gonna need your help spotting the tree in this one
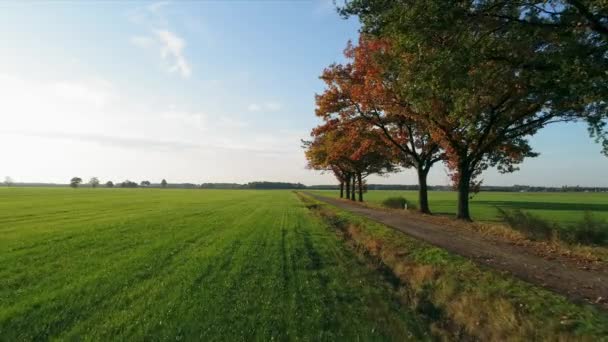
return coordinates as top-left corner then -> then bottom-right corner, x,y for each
120,180 -> 138,188
302,137 -> 349,198
140,180 -> 151,187
305,118 -> 396,202
316,37 -> 443,213
105,181 -> 114,188
4,176 -> 13,187
341,0 -> 607,220
70,177 -> 82,188
161,179 -> 168,188
89,177 -> 100,188
468,0 -> 608,156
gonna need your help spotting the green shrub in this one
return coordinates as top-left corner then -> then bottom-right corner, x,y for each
566,212 -> 608,246
497,208 -> 559,241
498,208 -> 608,246
382,197 -> 408,209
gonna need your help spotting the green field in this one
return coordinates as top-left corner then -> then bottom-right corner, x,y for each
1,188 -> 430,340
311,190 -> 608,224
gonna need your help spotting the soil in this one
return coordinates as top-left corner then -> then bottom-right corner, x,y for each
305,192 -> 608,310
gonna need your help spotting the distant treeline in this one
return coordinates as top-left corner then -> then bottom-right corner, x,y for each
4,182 -> 608,192
309,184 -> 608,192
200,182 -> 307,189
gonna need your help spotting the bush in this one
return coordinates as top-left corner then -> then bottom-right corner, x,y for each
382,197 -> 408,209
567,212 -> 608,246
497,208 -> 559,241
498,208 -> 608,246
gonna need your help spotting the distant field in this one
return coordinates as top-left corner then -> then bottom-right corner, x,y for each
310,190 -> 608,224
0,188 -> 428,340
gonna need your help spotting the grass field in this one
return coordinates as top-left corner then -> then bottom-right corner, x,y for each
311,190 -> 608,224
3,187 -> 607,340
1,188 -> 431,340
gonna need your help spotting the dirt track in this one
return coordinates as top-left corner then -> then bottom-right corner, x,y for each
305,192 -> 608,309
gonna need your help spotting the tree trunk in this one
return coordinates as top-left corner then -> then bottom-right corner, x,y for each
345,176 -> 351,200
339,181 -> 344,198
357,172 -> 363,202
351,178 -> 356,201
456,168 -> 472,221
417,167 -> 431,214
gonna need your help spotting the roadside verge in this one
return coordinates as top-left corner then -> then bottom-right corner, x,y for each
296,192 -> 608,340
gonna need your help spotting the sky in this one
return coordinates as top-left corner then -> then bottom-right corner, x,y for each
0,1 -> 606,187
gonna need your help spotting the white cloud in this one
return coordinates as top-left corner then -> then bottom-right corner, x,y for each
129,3 -> 192,78
155,29 -> 191,78
0,73 -> 338,184
247,101 -> 282,112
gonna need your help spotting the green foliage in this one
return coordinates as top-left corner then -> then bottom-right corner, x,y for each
69,177 -> 82,188
381,196 -> 417,210
498,208 -> 608,246
89,177 -> 100,188
497,207 -> 559,241
381,196 -> 406,209
339,0 -> 608,220
568,212 -> 608,246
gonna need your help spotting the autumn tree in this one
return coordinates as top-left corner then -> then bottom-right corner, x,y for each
316,37 -> 443,213
302,138 -> 350,198
306,118 -> 396,202
341,0 -> 608,220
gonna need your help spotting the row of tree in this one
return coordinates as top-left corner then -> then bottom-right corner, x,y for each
304,0 -> 607,220
69,177 -> 168,188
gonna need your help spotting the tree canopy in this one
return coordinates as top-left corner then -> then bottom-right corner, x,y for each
315,36 -> 443,212
337,0 -> 608,219
70,177 -> 82,188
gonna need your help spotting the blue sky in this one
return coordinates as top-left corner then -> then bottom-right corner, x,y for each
0,1 -> 606,186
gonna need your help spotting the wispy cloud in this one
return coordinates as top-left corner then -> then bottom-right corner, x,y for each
129,2 -> 192,78
247,101 -> 282,112
1,129 -> 292,155
155,29 -> 191,78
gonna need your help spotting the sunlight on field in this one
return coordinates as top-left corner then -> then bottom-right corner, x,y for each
0,188 -> 426,340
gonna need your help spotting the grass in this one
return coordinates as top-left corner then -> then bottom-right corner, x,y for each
1,187 -> 430,340
298,193 -> 608,340
310,190 -> 608,224
3,187 -> 608,340
498,208 -> 608,246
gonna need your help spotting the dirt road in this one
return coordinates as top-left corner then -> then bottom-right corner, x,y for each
305,192 -> 608,309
